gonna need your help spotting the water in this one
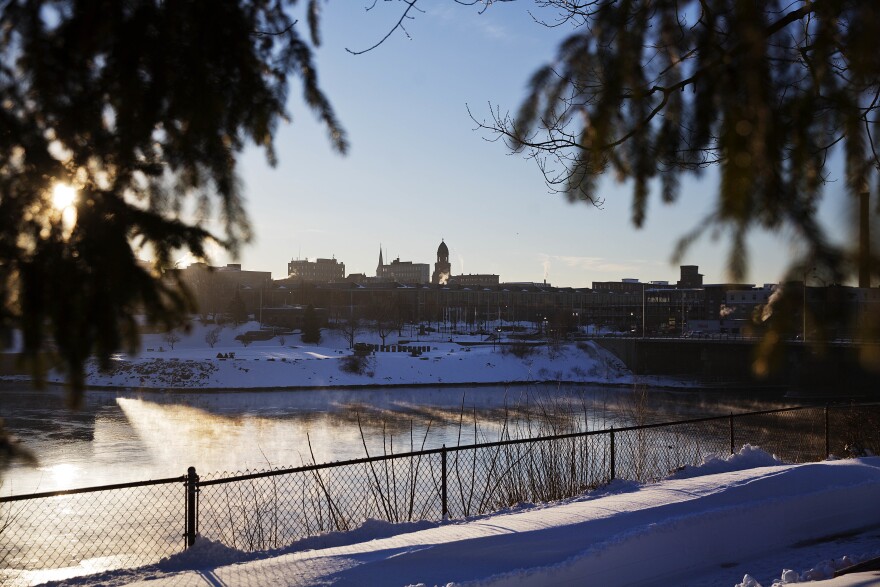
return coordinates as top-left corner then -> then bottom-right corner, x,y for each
1,383 -> 793,496
1,383 -> 797,585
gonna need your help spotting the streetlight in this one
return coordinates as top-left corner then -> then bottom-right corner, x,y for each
803,278 -> 807,342
803,267 -> 815,342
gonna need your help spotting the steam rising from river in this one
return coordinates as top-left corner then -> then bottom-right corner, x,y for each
1,386 -> 793,496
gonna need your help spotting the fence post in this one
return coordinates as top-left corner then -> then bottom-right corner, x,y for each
185,466 -> 199,548
441,445 -> 448,520
609,427 -> 615,480
824,405 -> 830,458
729,413 -> 735,455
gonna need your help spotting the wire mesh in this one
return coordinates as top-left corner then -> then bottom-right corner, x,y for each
828,404 -> 880,458
445,434 -> 611,517
614,419 -> 731,482
197,453 -> 444,552
4,403 -> 880,582
0,479 -> 184,587
733,407 -> 826,463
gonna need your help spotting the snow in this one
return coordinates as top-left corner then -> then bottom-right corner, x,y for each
37,450 -> 880,587
9,323 -> 880,586
666,443 -> 785,479
24,320 -> 641,390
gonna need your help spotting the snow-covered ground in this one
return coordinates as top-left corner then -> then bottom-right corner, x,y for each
10,322 -> 880,586
31,321 -> 638,390
35,448 -> 880,587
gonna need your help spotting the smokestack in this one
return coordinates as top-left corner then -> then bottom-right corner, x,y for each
859,187 -> 870,288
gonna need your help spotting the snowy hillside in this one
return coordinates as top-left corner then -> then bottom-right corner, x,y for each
39,321 -> 634,389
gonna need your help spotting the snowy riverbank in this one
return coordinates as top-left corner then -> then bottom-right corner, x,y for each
30,321 -> 640,390
11,323 -> 879,587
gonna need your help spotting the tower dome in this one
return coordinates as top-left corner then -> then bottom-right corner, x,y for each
432,239 -> 451,285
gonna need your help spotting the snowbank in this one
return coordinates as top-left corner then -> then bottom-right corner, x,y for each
666,443 -> 785,479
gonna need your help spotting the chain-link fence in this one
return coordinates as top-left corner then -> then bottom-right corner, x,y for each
0,477 -> 184,587
3,404 -> 880,586
196,451 -> 445,552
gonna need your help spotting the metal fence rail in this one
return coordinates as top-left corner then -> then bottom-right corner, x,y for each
3,404 -> 879,586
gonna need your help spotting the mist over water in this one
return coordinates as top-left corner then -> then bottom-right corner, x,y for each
1,383 -> 792,496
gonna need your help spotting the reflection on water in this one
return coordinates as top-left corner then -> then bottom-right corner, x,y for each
37,463 -> 84,488
1,383 -> 794,496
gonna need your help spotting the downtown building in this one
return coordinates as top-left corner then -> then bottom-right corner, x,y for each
246,241 -> 876,339
287,257 -> 345,283
376,247 -> 430,284
244,261 -> 877,341
174,262 -> 272,318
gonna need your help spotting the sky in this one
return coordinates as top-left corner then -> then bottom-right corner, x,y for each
210,1 -> 854,287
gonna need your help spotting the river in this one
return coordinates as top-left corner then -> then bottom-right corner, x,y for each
1,382 -> 795,497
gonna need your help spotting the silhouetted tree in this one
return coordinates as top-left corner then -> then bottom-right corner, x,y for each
367,299 -> 397,346
0,1 -> 346,402
0,421 -> 36,470
162,330 -> 181,351
365,1 -> 880,350
471,1 -> 879,288
227,291 -> 248,326
205,327 -> 222,349
338,313 -> 362,350
301,304 -> 321,344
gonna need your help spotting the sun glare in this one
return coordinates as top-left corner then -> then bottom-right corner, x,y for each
51,183 -> 77,210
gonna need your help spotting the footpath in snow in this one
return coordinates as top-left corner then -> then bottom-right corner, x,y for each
45,450 -> 880,587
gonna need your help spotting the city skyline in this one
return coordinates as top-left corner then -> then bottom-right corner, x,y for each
278,242 -> 722,287
193,2 -> 853,288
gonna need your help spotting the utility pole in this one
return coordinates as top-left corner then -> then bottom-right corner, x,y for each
259,280 -> 264,327
803,270 -> 809,342
859,186 -> 870,288
642,283 -> 646,337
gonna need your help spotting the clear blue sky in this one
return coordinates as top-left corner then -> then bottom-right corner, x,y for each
210,1 -> 852,287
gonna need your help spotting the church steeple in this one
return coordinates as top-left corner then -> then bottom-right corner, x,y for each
377,244 -> 384,277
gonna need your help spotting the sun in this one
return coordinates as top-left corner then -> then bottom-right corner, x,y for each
51,183 -> 77,210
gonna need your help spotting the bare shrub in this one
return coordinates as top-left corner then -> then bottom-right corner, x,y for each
339,354 -> 373,375
502,341 -> 536,359
830,404 -> 880,457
